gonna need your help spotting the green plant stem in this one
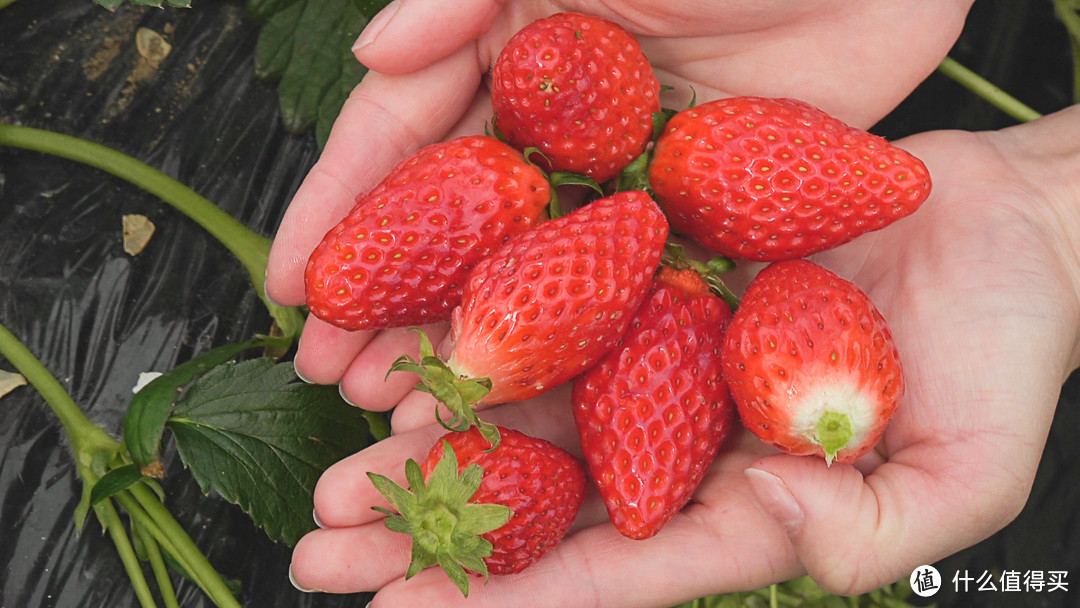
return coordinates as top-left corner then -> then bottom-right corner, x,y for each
0,320 -> 236,608
0,0 -> 19,9
112,491 -> 210,596
1052,0 -> 1080,103
135,518 -> 181,608
936,56 -> 1043,123
0,124 -> 305,340
96,501 -> 160,608
0,322 -> 118,471
128,483 -> 242,608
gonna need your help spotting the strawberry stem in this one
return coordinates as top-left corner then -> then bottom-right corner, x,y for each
815,411 -> 853,467
388,330 -> 502,447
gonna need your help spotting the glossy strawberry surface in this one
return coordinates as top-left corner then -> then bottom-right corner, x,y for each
447,190 -> 668,405
649,96 -> 931,261
572,267 -> 736,539
491,12 -> 661,183
305,135 -> 550,331
721,260 -> 904,464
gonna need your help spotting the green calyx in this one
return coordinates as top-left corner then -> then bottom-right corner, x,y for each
661,242 -> 741,310
815,410 -> 854,467
613,145 -> 653,194
388,329 -> 501,448
368,442 -> 513,597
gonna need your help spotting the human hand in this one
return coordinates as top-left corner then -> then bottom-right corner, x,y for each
288,103 -> 1080,606
263,0 -> 975,410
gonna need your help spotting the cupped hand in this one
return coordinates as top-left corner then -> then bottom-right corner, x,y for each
264,0 -> 974,409
289,103 -> 1080,605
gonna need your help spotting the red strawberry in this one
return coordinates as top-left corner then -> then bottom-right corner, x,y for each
391,190 -> 668,445
648,96 -> 932,261
572,265 -> 736,539
305,135 -> 550,331
721,259 -> 903,465
368,426 -> 586,596
491,12 -> 661,184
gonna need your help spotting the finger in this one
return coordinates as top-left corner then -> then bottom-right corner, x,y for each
744,437 -> 1037,596
352,0 -> 510,74
291,524 -> 412,594
340,322 -> 451,411
293,316 -> 376,385
314,425 -> 450,530
387,380 -> 577,441
265,44 -> 486,306
366,475 -> 801,607
313,395 -> 583,529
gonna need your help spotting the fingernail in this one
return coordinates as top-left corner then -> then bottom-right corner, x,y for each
313,508 -> 326,529
338,382 -> 358,407
294,364 -> 314,384
289,563 -> 321,593
745,467 -> 804,536
352,0 -> 400,54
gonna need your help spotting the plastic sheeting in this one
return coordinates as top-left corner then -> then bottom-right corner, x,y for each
0,1 -> 1077,608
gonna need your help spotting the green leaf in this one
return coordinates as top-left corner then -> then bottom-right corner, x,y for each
89,464 -> 146,507
92,0 -> 191,9
168,359 -> 374,546
123,337 -> 270,478
246,0 -> 300,20
251,0 -> 391,146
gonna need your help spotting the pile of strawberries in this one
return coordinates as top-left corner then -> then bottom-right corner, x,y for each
304,12 -> 931,596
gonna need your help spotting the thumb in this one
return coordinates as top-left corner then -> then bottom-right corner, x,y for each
352,0 -> 509,73
744,453 -> 968,596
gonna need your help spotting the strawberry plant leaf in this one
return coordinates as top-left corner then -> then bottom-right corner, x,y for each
168,358 -> 374,546
123,337 -> 272,478
93,0 -> 193,8
89,464 -> 145,507
250,0 -> 391,146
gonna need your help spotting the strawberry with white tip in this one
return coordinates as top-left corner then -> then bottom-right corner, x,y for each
721,259 -> 903,465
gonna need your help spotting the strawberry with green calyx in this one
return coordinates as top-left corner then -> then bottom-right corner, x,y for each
391,190 -> 669,447
661,242 -> 740,311
491,12 -> 661,184
368,426 -> 587,596
648,96 -> 932,262
572,265 -> 736,539
305,135 -> 551,332
721,259 -> 903,465
390,330 -> 500,447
